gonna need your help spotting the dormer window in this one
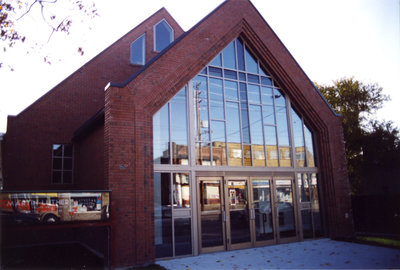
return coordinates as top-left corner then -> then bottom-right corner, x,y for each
130,33 -> 146,65
154,19 -> 173,52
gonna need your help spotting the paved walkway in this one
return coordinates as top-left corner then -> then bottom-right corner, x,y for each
158,238 -> 400,269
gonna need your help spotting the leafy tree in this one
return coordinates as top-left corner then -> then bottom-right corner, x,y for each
0,0 -> 98,69
317,78 -> 391,194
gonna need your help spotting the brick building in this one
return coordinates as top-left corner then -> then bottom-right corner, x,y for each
3,0 -> 353,268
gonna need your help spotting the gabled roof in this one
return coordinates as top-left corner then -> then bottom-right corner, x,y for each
107,0 -> 338,129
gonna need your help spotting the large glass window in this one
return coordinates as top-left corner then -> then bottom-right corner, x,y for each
154,172 -> 192,258
154,19 -> 173,52
130,34 -> 145,65
52,144 -> 73,184
153,88 -> 188,165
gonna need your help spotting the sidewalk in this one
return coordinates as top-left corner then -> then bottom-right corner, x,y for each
158,238 -> 400,269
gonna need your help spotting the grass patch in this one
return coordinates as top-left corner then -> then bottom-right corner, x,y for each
356,236 -> 400,248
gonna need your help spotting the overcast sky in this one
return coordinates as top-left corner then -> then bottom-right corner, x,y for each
0,0 -> 399,133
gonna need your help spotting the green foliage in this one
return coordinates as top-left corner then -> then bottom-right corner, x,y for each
317,78 -> 399,195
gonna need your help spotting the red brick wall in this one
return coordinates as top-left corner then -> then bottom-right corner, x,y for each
105,0 -> 353,267
3,8 -> 183,191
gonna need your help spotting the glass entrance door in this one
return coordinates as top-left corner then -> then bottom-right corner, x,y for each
198,177 -> 252,253
198,176 -> 297,253
251,177 -> 298,246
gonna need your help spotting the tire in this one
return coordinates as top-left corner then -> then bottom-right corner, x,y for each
43,214 -> 59,223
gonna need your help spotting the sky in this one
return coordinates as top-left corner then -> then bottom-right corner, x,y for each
0,0 -> 399,133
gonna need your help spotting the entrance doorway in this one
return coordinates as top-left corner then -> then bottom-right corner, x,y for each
197,177 -> 298,253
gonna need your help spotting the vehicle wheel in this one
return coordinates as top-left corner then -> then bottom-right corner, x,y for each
43,214 -> 59,223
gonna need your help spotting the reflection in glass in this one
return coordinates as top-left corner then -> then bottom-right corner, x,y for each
301,209 -> 313,238
276,106 -> 291,167
210,54 -> 222,66
154,173 -> 173,258
275,180 -> 296,238
243,145 -> 252,166
196,142 -> 211,166
304,125 -> 315,167
225,80 -> 238,101
264,125 -> 278,167
292,109 -> 305,167
261,86 -> 274,105
201,214 -> 223,248
211,121 -> 227,166
173,173 -> 190,208
200,180 -> 224,248
247,84 -> 261,104
193,75 -> 209,142
171,88 -> 188,165
174,218 -> 192,256
236,39 -> 245,71
153,104 -> 169,164
249,105 -> 265,166
228,180 -> 250,244
210,78 -> 224,120
298,173 -> 310,202
252,180 -> 274,241
130,34 -> 145,65
245,49 -> 258,74
222,41 -> 236,69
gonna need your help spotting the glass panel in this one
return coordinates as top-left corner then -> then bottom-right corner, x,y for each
249,105 -> 265,167
236,39 -> 245,71
252,180 -> 274,241
52,171 -> 62,183
154,173 -> 172,258
247,84 -> 261,104
193,75 -> 210,141
53,158 -> 62,170
274,89 -> 286,107
228,143 -> 242,166
53,144 -> 63,157
171,88 -> 188,165
196,142 -> 211,166
238,72 -> 246,81
63,158 -> 73,170
209,66 -> 223,77
200,180 -> 223,248
261,76 -> 273,86
226,102 -> 241,143
311,174 -> 322,237
304,125 -> 315,167
222,41 -> 236,69
211,121 -> 227,166
130,34 -> 145,65
301,209 -> 313,238
153,104 -> 170,164
261,86 -> 274,105
63,171 -> 72,184
264,126 -> 278,167
64,144 -> 73,157
210,54 -> 222,66
263,105 -> 275,125
276,106 -> 291,167
245,49 -> 258,74
173,173 -> 190,208
292,109 -> 305,167
249,105 -> 263,145
243,145 -> 252,166
247,74 -> 259,84
201,214 -> 223,248
275,179 -> 296,238
224,69 -> 237,80
240,83 -> 250,144
224,80 -> 238,101
174,218 -> 192,256
209,78 -> 224,120
155,20 -> 172,52
298,173 -> 310,202
228,180 -> 250,244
